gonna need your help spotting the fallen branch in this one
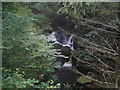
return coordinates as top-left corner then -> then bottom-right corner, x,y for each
86,48 -> 115,71
72,53 -> 115,74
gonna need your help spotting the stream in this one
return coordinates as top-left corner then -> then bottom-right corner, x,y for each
48,31 -> 80,87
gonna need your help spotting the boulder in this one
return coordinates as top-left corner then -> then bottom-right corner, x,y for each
53,42 -> 63,49
61,45 -> 71,56
55,67 -> 79,86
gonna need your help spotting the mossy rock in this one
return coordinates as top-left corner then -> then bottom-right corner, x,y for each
77,76 -> 92,84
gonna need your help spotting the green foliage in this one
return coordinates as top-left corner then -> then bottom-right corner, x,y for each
2,12 -> 34,69
35,80 -> 60,88
2,68 -> 39,88
58,2 -> 118,18
57,2 -> 118,31
2,2 -> 60,88
28,3 -> 58,34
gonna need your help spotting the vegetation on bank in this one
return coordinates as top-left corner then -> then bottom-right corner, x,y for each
2,2 -> 119,88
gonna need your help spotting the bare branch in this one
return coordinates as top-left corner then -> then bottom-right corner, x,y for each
79,17 -> 119,31
86,48 -> 115,71
96,33 -> 115,51
58,26 -> 118,57
81,23 -> 119,35
72,53 -> 115,74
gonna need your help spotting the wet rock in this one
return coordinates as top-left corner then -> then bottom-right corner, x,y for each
55,67 -> 78,85
61,45 -> 71,56
53,42 -> 63,49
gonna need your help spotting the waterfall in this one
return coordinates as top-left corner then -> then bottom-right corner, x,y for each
48,31 -> 75,50
67,34 -> 74,50
62,35 -> 67,45
51,32 -> 78,86
62,34 -> 74,50
63,56 -> 72,67
47,32 -> 57,42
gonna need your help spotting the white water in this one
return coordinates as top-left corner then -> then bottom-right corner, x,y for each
47,32 -> 57,42
48,31 -> 74,50
63,56 -> 72,67
62,34 -> 74,50
48,32 -> 74,68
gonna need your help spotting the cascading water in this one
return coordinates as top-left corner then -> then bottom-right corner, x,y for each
47,32 -> 57,42
48,31 -> 74,50
63,56 -> 72,67
63,34 -> 74,50
48,31 -> 79,87
62,34 -> 67,45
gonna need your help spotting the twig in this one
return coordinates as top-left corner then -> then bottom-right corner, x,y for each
72,54 -> 115,74
81,23 -> 119,35
79,17 -> 119,31
96,33 -> 115,52
102,71 -> 109,88
86,48 -> 115,71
